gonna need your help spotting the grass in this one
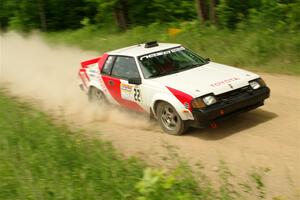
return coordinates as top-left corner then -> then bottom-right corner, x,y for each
44,22 -> 300,75
0,91 -> 218,199
0,90 -> 277,199
0,91 -> 143,199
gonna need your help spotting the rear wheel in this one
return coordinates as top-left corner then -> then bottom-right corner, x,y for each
88,87 -> 105,105
156,102 -> 187,135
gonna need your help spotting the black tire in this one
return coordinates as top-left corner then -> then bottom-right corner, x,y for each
88,87 -> 105,105
156,102 -> 187,135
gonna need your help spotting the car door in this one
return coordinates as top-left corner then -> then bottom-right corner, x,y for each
101,56 -> 145,112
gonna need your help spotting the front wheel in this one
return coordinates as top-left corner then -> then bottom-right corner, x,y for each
156,102 -> 187,135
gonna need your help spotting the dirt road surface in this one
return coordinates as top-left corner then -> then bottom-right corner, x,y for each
1,33 -> 299,199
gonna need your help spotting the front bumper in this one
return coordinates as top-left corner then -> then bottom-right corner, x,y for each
188,86 -> 270,128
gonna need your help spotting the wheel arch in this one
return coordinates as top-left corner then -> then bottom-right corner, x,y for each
153,100 -> 166,118
151,93 -> 193,120
88,80 -> 104,93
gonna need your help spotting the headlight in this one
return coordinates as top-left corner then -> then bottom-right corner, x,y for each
249,78 -> 266,90
191,94 -> 217,109
202,95 -> 217,106
249,81 -> 260,89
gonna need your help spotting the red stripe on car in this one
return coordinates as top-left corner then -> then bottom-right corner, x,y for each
102,75 -> 145,112
167,87 -> 193,111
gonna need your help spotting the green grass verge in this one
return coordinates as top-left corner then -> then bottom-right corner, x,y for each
0,92 -> 141,199
0,91 -> 274,200
44,22 -> 300,75
0,90 -> 279,199
0,91 -> 220,199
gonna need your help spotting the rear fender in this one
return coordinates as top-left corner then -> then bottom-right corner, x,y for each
88,80 -> 103,92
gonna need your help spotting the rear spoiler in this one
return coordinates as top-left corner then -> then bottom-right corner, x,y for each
79,57 -> 101,90
80,57 -> 102,68
80,54 -> 109,70
78,54 -> 109,90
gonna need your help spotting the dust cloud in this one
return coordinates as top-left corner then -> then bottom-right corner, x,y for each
0,32 -> 152,130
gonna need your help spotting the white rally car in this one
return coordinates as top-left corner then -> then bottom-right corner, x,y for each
78,41 -> 270,135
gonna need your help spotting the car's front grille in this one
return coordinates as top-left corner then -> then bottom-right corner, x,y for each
216,85 -> 252,102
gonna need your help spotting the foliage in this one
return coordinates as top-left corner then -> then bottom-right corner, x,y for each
0,0 -> 197,31
0,0 -> 98,31
216,0 -> 300,31
0,90 -> 289,199
0,91 -> 144,199
127,0 -> 196,25
1,0 -> 299,32
135,167 -> 198,200
44,22 -> 300,75
216,0 -> 258,29
0,91 -> 246,200
2,0 -> 298,75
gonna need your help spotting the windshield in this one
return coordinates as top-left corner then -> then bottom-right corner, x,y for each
138,47 -> 208,79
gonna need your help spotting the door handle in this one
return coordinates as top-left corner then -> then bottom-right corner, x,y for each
108,80 -> 114,86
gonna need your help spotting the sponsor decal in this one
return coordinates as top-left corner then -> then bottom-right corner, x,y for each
184,102 -> 189,109
89,69 -> 97,73
210,77 -> 240,87
140,47 -> 185,60
89,73 -> 96,78
120,83 -> 141,102
120,83 -> 133,92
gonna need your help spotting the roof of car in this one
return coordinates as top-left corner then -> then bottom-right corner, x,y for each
107,42 -> 181,57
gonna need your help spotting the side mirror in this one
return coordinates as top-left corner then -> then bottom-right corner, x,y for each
128,77 -> 142,85
205,58 -> 210,62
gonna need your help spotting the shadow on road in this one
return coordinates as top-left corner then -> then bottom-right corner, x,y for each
185,109 -> 278,140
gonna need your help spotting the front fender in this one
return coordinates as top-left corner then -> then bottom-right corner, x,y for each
151,93 -> 194,121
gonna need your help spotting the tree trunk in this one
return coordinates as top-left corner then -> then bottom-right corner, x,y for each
114,0 -> 128,31
37,0 -> 47,32
195,0 -> 209,22
209,0 -> 217,23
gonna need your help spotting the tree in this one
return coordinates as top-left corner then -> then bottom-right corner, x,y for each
195,0 -> 217,24
114,0 -> 128,30
209,0 -> 217,23
195,0 -> 209,23
37,0 -> 47,31
89,0 -> 129,30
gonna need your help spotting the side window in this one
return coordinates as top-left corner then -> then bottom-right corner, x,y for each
102,56 -> 115,75
111,56 -> 140,80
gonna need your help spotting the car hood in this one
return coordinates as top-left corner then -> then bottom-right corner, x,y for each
151,62 -> 259,97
